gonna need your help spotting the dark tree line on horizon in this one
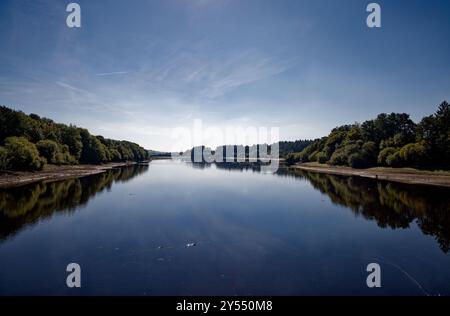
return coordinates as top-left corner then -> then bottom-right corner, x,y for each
287,101 -> 450,170
0,106 -> 149,171
182,140 -> 313,162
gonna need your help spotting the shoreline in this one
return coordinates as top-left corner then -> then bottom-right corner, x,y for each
0,162 -> 139,189
294,163 -> 450,188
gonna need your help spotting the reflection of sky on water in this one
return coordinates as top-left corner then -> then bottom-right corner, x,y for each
0,160 -> 449,295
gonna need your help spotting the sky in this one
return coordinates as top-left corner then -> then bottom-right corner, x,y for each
0,0 -> 449,151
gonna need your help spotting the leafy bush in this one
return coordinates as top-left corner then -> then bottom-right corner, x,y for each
317,152 -> 328,164
37,140 -> 77,165
37,140 -> 59,164
348,153 -> 366,169
398,142 -> 428,167
386,151 -> 402,167
56,145 -> 78,165
4,137 -> 46,171
109,148 -> 122,162
360,141 -> 378,167
308,150 -> 320,162
0,146 -> 7,170
378,147 -> 397,166
329,148 -> 347,166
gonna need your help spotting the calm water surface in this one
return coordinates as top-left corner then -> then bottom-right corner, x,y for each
1,160 -> 450,295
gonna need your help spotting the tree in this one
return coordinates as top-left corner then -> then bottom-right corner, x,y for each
288,101 -> 449,170
329,147 -> 347,166
378,147 -> 397,166
0,146 -> 7,170
36,140 -> 60,164
278,140 -> 313,157
109,148 -> 122,162
317,152 -> 328,164
417,101 -> 450,167
36,140 -> 77,165
348,153 -> 366,169
360,141 -> 378,167
0,105 -> 149,169
79,130 -> 108,164
56,144 -> 78,165
398,142 -> 428,167
61,125 -> 83,160
4,137 -> 46,171
386,151 -> 402,167
361,113 -> 415,144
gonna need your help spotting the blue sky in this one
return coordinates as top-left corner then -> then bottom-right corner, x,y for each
0,0 -> 449,151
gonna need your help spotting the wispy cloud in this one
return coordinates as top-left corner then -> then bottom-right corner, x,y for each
137,48 -> 299,100
96,71 -> 129,77
198,54 -> 299,98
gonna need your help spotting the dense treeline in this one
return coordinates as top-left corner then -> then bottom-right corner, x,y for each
278,140 -> 313,157
183,139 -> 313,162
0,106 -> 149,171
287,101 -> 450,169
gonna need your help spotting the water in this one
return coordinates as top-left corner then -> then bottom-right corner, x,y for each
0,160 -> 450,296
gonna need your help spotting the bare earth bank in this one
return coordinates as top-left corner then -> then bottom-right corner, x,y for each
0,162 -> 139,189
294,162 -> 450,188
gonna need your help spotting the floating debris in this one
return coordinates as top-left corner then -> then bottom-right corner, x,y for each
186,243 -> 197,247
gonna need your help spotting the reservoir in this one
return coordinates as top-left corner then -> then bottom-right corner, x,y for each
0,159 -> 449,295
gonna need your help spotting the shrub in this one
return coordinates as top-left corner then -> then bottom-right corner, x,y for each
361,141 -> 378,167
378,147 -> 397,166
109,148 -> 123,162
386,151 -> 402,167
37,140 -> 60,164
80,134 -> 108,164
308,150 -> 320,162
55,145 -> 78,165
37,140 -> 77,165
0,146 -> 7,170
348,153 -> 366,169
4,137 -> 46,171
398,142 -> 428,167
316,152 -> 328,164
329,148 -> 347,166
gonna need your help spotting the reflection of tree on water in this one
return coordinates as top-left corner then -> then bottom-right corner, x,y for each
191,161 -> 268,172
279,167 -> 450,253
192,161 -> 450,253
3,160 -> 450,255
0,164 -> 148,242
